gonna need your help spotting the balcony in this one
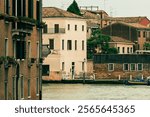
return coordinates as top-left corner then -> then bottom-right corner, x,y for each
43,28 -> 65,34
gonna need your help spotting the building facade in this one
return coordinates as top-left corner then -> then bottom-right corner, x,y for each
42,7 -> 87,80
0,0 -> 42,100
94,54 -> 150,79
109,36 -> 134,54
102,22 -> 150,50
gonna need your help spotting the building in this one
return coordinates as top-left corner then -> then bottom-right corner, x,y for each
109,36 -> 134,54
94,54 -> 150,79
42,7 -> 87,80
0,0 -> 42,100
101,22 -> 150,50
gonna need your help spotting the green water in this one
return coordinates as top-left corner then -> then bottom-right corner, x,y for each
42,84 -> 150,100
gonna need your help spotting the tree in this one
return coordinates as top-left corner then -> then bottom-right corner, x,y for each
87,29 -> 118,59
67,0 -> 81,16
144,43 -> 150,50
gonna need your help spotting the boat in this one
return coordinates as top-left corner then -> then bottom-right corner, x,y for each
125,79 -> 150,85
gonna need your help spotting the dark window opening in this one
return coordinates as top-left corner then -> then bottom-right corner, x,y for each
67,40 -> 72,50
75,25 -> 77,31
68,24 -> 70,30
28,0 -> 33,18
36,0 -> 40,21
42,65 -> 50,76
16,40 -> 26,59
12,0 -> 16,16
49,39 -> 54,49
5,0 -> 9,14
43,24 -> 47,33
54,24 -> 59,33
62,40 -> 64,50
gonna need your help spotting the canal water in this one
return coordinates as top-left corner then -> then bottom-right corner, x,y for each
42,84 -> 150,100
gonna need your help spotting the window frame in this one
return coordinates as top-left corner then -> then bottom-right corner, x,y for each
137,63 -> 143,71
130,63 -> 136,71
123,63 -> 129,71
108,63 -> 114,71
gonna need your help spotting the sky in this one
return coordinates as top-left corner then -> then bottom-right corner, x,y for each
43,0 -> 150,19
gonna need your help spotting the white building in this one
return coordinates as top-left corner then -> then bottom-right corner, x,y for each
42,7 -> 87,80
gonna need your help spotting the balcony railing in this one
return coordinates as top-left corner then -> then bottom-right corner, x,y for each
43,28 -> 65,34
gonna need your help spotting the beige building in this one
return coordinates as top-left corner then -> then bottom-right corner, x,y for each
0,0 -> 42,100
42,7 -> 87,80
109,36 -> 134,54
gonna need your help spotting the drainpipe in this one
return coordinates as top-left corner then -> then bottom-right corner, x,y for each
39,0 -> 42,100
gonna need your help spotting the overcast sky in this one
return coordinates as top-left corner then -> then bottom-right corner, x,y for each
43,0 -> 150,18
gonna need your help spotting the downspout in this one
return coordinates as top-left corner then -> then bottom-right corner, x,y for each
39,0 -> 42,100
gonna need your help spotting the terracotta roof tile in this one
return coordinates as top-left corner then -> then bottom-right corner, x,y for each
110,36 -> 134,43
42,7 -> 82,18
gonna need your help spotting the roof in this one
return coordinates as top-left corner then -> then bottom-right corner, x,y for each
110,36 -> 134,44
42,7 -> 82,18
81,9 -> 108,19
104,21 -> 150,30
107,16 -> 150,23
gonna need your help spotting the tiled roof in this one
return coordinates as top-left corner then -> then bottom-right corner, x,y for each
119,22 -> 150,29
107,16 -> 149,23
42,7 -> 82,18
110,36 -> 134,43
105,22 -> 150,29
81,10 -> 108,19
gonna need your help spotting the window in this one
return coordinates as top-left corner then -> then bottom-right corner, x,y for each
28,41 -> 31,58
122,47 -> 125,53
68,24 -> 70,30
130,47 -> 133,53
49,39 -> 54,49
42,65 -> 50,76
75,25 -> 77,31
20,76 -> 24,99
37,42 -> 39,58
36,0 -> 40,21
54,24 -> 59,33
36,78 -> 39,95
127,47 -> 130,53
130,64 -> 136,71
5,38 -> 8,56
67,40 -> 72,50
138,31 -> 141,37
108,64 -> 114,71
43,24 -> 48,33
82,62 -> 85,71
137,63 -> 143,71
123,64 -> 129,71
82,40 -> 85,50
62,40 -> 64,50
17,0 -> 26,17
82,25 -> 84,31
75,40 -> 77,50
5,0 -> 9,14
28,79 -> 31,98
16,40 -> 26,59
12,0 -> 16,16
143,31 -> 146,38
12,76 -> 16,100
62,62 -> 65,71
28,0 -> 33,18
118,47 -> 120,53
4,70 -> 8,100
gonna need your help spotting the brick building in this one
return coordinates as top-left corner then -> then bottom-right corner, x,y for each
94,54 -> 150,79
101,22 -> 150,50
0,0 -> 42,100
